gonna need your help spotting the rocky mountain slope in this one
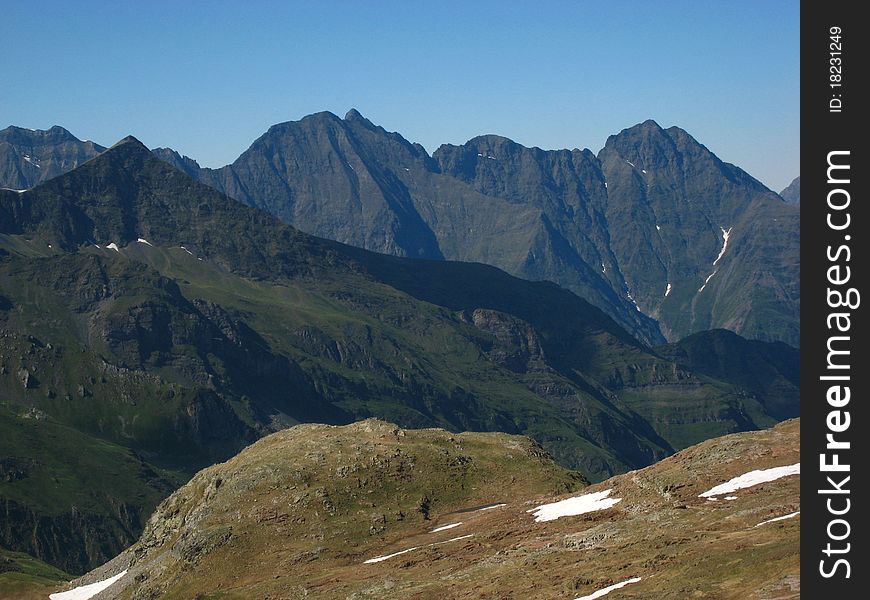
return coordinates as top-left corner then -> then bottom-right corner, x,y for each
190,113 -> 801,346
0,126 -> 105,191
779,176 -> 800,204
0,138 -> 798,575
0,116 -> 800,347
48,418 -> 800,599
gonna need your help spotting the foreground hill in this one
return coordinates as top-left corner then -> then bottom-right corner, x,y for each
49,418 -> 800,599
0,138 -> 798,574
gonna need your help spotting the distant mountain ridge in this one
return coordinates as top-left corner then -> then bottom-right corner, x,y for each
0,116 -> 800,346
0,137 -> 798,573
0,125 -> 105,190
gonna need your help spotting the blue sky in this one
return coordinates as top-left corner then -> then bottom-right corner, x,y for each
1,1 -> 798,191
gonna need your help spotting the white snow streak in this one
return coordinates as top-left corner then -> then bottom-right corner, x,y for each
527,489 -> 621,522
698,226 -> 733,293
712,227 -> 733,266
1,188 -> 27,193
699,463 -> 800,498
665,283 -> 672,297
24,155 -> 41,168
604,182 -> 608,188
698,271 -> 716,293
574,577 -> 642,600
430,522 -> 463,533
50,570 -> 128,600
470,503 -> 506,512
179,246 -> 194,255
601,263 -> 607,273
724,496 -> 737,500
136,238 -> 153,246
364,533 -> 474,564
363,546 -> 420,564
755,511 -> 800,527
441,534 -> 474,544
655,224 -> 661,231
641,169 -> 647,174
625,160 -> 636,168
106,243 -> 120,252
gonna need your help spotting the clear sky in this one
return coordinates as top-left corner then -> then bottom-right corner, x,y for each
1,1 -> 799,191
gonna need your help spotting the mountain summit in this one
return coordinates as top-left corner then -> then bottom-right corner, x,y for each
0,125 -> 105,190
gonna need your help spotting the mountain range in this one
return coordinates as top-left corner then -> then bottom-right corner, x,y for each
0,135 -> 799,577
0,114 -> 800,347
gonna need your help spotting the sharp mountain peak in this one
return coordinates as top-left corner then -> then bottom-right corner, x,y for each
109,135 -> 150,151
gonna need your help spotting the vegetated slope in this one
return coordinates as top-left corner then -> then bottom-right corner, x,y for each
0,126 -> 105,191
0,406 -> 177,576
655,328 -> 799,422
53,418 -> 800,599
0,547 -> 69,600
0,139 -> 798,574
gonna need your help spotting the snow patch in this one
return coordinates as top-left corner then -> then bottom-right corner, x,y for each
106,243 -> 120,252
136,238 -> 153,246
698,271 -> 716,293
24,155 -> 41,168
665,283 -> 672,297
604,182 -> 608,188
641,169 -> 647,174
364,533 -> 474,564
698,226 -> 734,293
755,511 -> 800,527
699,463 -> 800,498
179,246 -> 194,255
601,263 -> 607,273
724,496 -> 737,500
625,291 -> 641,312
625,160 -> 636,168
712,226 -> 733,266
470,503 -> 506,513
50,570 -> 128,600
441,534 -> 474,544
1,188 -> 27,193
430,522 -> 463,533
363,546 -> 419,564
655,224 -> 661,231
574,577 -> 642,600
527,489 -> 621,522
